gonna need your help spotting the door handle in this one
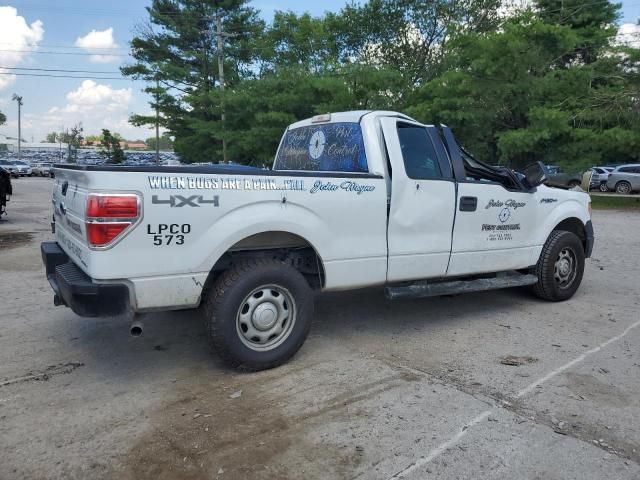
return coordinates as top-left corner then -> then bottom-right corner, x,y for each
459,196 -> 477,212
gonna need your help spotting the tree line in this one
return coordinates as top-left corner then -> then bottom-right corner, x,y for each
122,0 -> 640,171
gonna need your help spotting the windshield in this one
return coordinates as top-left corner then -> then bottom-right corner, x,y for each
274,122 -> 368,173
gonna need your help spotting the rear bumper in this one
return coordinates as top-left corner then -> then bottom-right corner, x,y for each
585,220 -> 594,258
41,241 -> 130,317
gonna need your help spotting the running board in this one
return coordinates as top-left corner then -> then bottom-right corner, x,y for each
385,273 -> 538,300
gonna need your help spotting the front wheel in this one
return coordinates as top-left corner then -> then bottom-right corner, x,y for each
202,258 -> 314,371
532,230 -> 585,302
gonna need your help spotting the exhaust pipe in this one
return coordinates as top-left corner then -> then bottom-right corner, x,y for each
130,320 -> 143,337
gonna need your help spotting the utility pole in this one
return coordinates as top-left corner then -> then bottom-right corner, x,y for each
59,125 -> 63,162
155,79 -> 160,165
215,11 -> 236,163
12,94 -> 23,160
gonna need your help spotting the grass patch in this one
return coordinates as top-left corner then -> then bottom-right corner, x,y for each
590,194 -> 640,210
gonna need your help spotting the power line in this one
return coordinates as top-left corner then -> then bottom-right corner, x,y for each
0,42 -> 128,51
0,66 -> 121,74
0,49 -> 129,57
0,72 -> 129,80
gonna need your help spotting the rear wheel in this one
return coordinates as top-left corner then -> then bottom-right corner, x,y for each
599,182 -> 608,192
202,258 -> 314,371
616,181 -> 632,194
533,230 -> 585,301
568,180 -> 580,189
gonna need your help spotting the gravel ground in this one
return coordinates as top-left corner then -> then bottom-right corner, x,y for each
1,177 -> 639,480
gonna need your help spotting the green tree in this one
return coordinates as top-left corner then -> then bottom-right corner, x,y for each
408,4 -> 640,171
535,0 -> 620,65
124,0 -> 639,170
122,0 -> 265,163
124,0 -> 505,163
0,110 -> 5,126
339,0 -> 502,85
59,124 -> 84,161
146,132 -> 174,151
99,129 -> 125,164
45,132 -> 58,143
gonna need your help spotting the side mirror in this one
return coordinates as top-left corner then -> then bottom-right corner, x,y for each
522,161 -> 547,190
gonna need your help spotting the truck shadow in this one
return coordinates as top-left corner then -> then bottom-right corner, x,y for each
313,286 -> 537,337
58,285 -> 544,382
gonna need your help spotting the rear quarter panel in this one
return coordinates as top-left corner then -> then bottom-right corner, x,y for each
53,168 -> 389,293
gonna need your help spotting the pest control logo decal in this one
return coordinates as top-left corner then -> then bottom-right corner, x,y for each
308,130 -> 326,160
498,207 -> 511,223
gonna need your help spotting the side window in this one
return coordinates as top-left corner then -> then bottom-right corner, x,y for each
619,167 -> 632,173
397,124 -> 442,180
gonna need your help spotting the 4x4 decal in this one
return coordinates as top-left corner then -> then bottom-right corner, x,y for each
151,194 -> 219,207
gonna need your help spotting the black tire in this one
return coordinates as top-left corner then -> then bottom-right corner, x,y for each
203,258 -> 314,371
599,182 -> 608,192
616,181 -> 631,194
533,230 -> 585,301
568,180 -> 580,189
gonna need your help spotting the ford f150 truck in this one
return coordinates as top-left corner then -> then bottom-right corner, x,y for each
41,111 -> 594,371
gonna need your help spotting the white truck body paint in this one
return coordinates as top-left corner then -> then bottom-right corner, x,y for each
50,110 -> 591,312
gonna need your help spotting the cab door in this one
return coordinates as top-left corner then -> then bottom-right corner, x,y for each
447,181 -> 539,276
380,118 -> 456,282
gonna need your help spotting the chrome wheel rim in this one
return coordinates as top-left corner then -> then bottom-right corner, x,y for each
618,183 -> 630,194
599,183 -> 608,192
554,247 -> 577,289
236,285 -> 296,351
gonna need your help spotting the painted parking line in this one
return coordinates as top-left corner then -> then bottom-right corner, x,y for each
389,318 -> 640,479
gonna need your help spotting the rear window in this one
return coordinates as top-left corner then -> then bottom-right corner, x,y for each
275,122 -> 368,173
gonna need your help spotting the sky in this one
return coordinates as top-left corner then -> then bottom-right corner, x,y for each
0,0 -> 638,143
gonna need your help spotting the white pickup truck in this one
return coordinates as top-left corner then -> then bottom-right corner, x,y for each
42,111 -> 594,370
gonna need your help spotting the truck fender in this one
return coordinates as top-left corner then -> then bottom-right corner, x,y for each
536,200 -> 591,256
196,199 -> 328,280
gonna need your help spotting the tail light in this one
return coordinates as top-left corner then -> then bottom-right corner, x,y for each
85,193 -> 141,248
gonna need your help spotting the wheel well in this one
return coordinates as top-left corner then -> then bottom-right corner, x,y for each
203,232 -> 326,294
553,217 -> 586,251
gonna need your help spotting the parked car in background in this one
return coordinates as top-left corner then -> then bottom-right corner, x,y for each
589,167 -> 614,191
606,164 -> 640,194
32,163 -> 53,177
543,165 -> 582,189
10,160 -> 33,176
0,160 -> 19,178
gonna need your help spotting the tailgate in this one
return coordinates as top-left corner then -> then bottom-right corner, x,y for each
52,168 -> 91,269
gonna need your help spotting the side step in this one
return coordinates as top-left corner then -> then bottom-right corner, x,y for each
385,273 -> 538,300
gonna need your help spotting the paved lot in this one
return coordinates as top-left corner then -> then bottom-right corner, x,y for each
1,177 -> 639,480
